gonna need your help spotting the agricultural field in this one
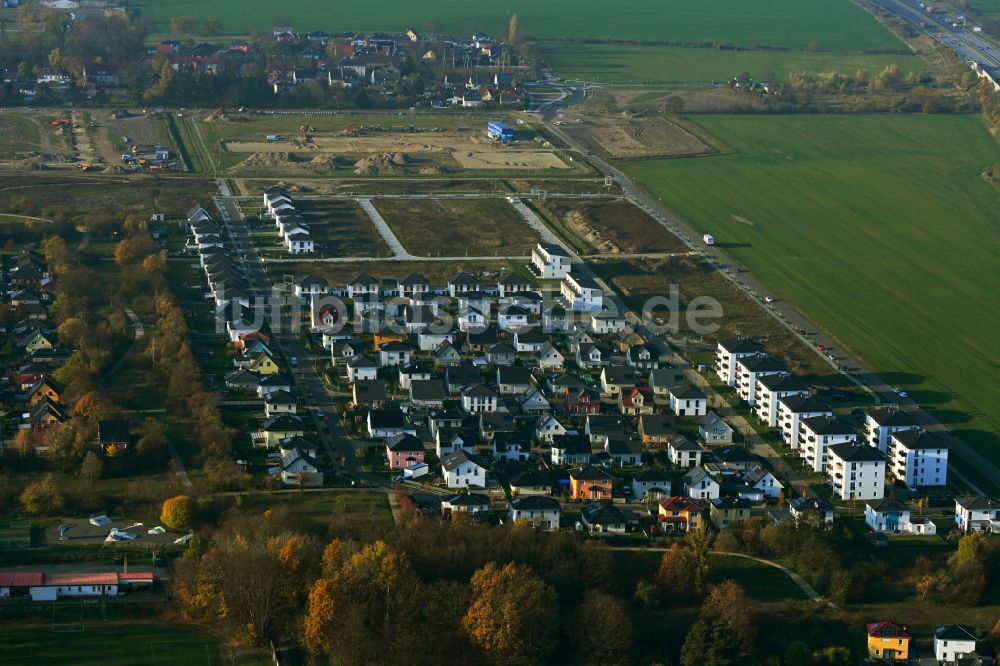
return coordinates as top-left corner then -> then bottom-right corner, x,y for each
372,198 -> 541,256
131,0 -> 903,50
294,198 -> 390,257
621,113 -> 1000,461
534,198 -> 688,254
543,43 -> 926,84
0,114 -> 42,159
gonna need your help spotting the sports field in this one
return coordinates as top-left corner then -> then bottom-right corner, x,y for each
621,114 -> 1000,461
132,0 -> 902,50
543,43 -> 924,84
0,610 -> 264,666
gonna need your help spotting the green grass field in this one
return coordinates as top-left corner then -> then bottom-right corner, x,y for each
543,43 -> 925,84
621,114 -> 1000,463
0,607 -> 261,666
132,0 -> 903,50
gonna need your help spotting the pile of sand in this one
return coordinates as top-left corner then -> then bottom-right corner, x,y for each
353,152 -> 402,175
238,152 -> 307,169
567,210 -> 622,254
419,165 -> 446,175
309,154 -> 347,168
391,152 -> 409,165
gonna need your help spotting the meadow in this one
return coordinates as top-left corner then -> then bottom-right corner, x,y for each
132,0 -> 902,50
542,43 -> 925,84
621,113 -> 1000,462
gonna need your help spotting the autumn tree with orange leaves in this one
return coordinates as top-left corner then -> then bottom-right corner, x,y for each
462,561 -> 558,663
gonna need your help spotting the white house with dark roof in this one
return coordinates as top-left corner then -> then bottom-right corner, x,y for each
442,450 -> 489,488
632,469 -> 672,500
865,408 -> 920,453
828,443 -> 885,501
668,385 -> 707,417
789,497 -> 834,524
734,354 -> 787,406
715,337 -> 765,386
560,269 -> 603,312
755,375 -> 809,427
684,467 -> 720,500
668,435 -> 705,468
865,497 -> 914,532
448,272 -> 481,296
496,272 -> 531,298
699,412 -> 733,444
800,416 -> 858,473
530,242 -> 572,279
933,625 -> 978,664
888,429 -> 948,488
508,495 -> 561,530
778,396 -> 833,449
461,384 -> 498,413
954,496 -> 1000,533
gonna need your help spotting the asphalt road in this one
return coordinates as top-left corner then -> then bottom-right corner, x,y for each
214,183 -> 372,481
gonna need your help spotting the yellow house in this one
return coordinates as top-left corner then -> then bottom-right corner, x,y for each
248,352 -> 281,375
866,622 -> 911,661
28,379 -> 60,406
255,415 -> 304,448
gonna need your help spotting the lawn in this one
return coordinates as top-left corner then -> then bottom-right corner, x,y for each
131,0 -> 903,50
0,114 -> 42,158
372,198 -> 541,257
543,43 -> 925,84
0,606 -> 263,666
621,114 -> 1000,463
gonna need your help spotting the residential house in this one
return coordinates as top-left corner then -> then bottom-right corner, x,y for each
385,433 -> 425,469
442,450 -> 489,488
581,503 -> 629,534
866,622 -> 912,661
828,443 -> 886,501
619,385 -> 654,416
447,272 -> 481,297
550,434 -> 592,467
865,497 -> 915,532
626,344 -> 658,371
710,496 -> 751,529
668,435 -> 705,469
509,469 -> 551,496
257,374 -> 292,398
865,408 -> 920,453
436,428 -> 475,459
566,387 -> 600,415
669,385 -> 707,417
649,367 -> 686,397
606,437 -> 642,467
517,387 -> 550,414
508,496 -> 561,530
585,415 -> 624,446
513,327 -> 548,353
496,272 -> 531,298
352,380 -> 388,409
346,355 -> 378,382
535,343 -> 564,370
588,310 -> 627,335
280,448 -> 323,486
497,305 -> 529,332
575,343 -> 607,369
264,389 -> 297,417
738,465 -> 783,499
434,341 -> 462,366
535,414 -> 568,443
492,432 -> 531,463
699,412 -> 734,444
398,363 -> 431,390
888,429 -> 948,488
560,269 -> 603,312
441,493 -> 491,520
934,625 -> 979,664
378,341 -> 412,367
955,496 -> 1000,534
638,414 -> 675,446
255,414 -> 305,448
684,468 -> 720,500
462,384 -> 498,414
788,497 -> 835,525
632,469 -> 672,501
367,409 -> 416,439
97,420 -> 130,453
657,496 -> 704,532
410,380 -> 446,409
715,336 -> 766,386
486,343 -> 517,367
569,465 -> 615,501
497,365 -> 533,395
600,366 -> 636,396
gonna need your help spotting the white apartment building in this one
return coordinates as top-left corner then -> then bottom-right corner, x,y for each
530,242 -> 572,279
799,415 -> 858,473
560,270 -> 603,312
778,395 -> 833,449
714,337 -> 766,386
888,429 -> 948,488
864,408 -> 919,453
755,375 -> 809,428
735,354 -> 787,406
827,442 -> 885,501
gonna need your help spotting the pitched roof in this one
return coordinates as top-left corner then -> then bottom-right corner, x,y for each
934,624 -> 977,641
828,443 -> 884,462
446,492 -> 490,507
867,408 -> 920,428
718,337 -> 765,354
582,502 -> 628,525
866,497 -> 910,513
955,495 -> 1000,511
97,419 -> 130,444
800,415 -> 857,436
510,469 -> 550,487
442,449 -> 488,471
891,429 -> 946,451
779,395 -> 832,413
789,497 -> 833,512
634,468 -> 672,482
659,496 -> 704,513
385,433 -> 424,453
570,465 -> 616,482
510,495 -> 560,511
866,622 -> 911,640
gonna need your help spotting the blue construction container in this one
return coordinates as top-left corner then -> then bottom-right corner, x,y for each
487,120 -> 515,142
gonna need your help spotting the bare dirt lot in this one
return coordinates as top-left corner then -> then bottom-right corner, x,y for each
294,198 -> 391,257
223,132 -> 567,173
373,198 -> 541,257
560,113 -> 715,159
538,198 -> 689,254
269,259 -> 532,289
